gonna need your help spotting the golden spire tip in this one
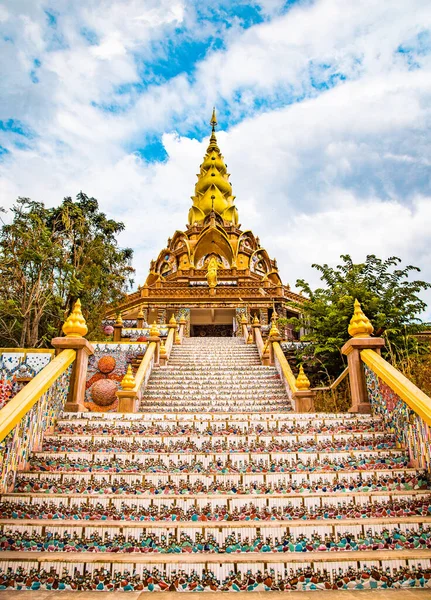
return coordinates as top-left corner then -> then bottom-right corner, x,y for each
210,107 -> 217,131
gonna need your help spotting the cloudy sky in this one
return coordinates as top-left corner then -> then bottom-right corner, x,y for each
0,0 -> 430,315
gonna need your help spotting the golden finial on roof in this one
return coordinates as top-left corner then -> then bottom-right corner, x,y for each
252,314 -> 260,325
210,107 -> 217,131
296,365 -> 310,390
121,364 -> 136,390
348,299 -> 374,338
62,299 -> 88,338
115,312 -> 123,325
169,314 -> 177,326
160,340 -> 167,357
149,321 -> 160,337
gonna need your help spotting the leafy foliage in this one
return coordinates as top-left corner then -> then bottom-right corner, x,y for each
0,194 -> 134,347
287,254 -> 430,384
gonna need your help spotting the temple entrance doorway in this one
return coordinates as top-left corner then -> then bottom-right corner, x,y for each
189,308 -> 236,337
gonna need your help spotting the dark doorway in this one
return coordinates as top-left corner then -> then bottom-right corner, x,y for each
190,324 -> 233,337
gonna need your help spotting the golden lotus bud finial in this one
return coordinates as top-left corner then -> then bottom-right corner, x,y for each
296,365 -> 310,390
160,340 -> 167,357
247,331 -> 253,344
252,314 -> 260,326
169,314 -> 177,326
115,312 -> 123,325
62,299 -> 88,338
348,299 -> 374,338
240,313 -> 248,325
269,319 -> 280,338
271,309 -> 279,322
149,320 -> 160,337
137,306 -> 144,319
179,314 -> 187,325
121,364 -> 136,390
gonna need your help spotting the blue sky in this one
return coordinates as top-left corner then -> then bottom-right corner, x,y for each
0,0 -> 430,315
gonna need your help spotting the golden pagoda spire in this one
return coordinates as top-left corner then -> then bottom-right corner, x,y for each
188,108 -> 238,226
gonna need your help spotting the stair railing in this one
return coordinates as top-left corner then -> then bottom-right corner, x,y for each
361,348 -> 431,470
0,349 -> 76,492
343,300 -> 431,470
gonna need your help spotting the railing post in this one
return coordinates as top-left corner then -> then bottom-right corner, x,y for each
240,314 -> 249,342
113,313 -> 123,342
149,321 -> 161,365
51,299 -> 94,412
268,314 -> 282,366
178,315 -> 187,343
117,365 -> 139,413
342,300 -> 384,414
293,365 -> 316,413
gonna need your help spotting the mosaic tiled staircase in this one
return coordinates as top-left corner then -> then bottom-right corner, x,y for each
140,337 -> 291,413
1,337 -> 431,592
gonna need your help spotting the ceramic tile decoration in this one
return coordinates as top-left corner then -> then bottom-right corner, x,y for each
1,337 -> 431,592
0,364 -> 72,492
85,343 -> 148,410
364,364 -> 431,471
0,351 -> 54,406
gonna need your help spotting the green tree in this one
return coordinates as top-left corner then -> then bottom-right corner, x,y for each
286,254 -> 430,384
0,194 -> 134,347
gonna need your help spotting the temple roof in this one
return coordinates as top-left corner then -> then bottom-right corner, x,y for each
106,111 -> 304,316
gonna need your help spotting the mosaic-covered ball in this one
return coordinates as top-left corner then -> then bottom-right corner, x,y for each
97,355 -> 116,374
91,379 -> 118,406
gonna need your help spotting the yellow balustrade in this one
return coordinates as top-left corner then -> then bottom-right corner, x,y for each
164,327 -> 176,359
272,342 -> 298,395
361,349 -> 431,427
0,349 -> 76,443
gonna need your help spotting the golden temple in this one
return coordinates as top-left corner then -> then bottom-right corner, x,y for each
107,110 -> 303,336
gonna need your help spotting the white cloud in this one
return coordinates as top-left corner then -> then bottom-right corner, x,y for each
0,0 -> 430,318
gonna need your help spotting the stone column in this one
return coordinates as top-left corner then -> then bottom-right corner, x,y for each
52,299 -> 94,412
341,299 -> 385,414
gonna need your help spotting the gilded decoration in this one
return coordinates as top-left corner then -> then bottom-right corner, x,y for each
104,111 -> 304,327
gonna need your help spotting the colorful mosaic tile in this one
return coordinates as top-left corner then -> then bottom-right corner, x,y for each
364,363 -> 431,470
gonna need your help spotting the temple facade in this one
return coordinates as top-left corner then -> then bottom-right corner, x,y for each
107,110 -> 303,337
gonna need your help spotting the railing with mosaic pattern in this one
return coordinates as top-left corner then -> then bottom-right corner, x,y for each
272,342 -> 297,404
0,349 -> 54,408
361,348 -> 431,471
0,348 -> 75,492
